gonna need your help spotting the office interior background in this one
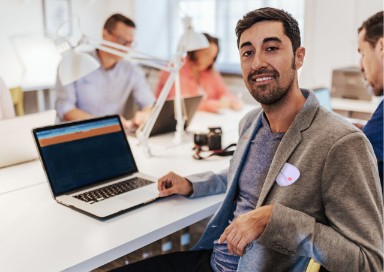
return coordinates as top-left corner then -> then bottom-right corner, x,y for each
0,1 -> 382,271
0,0 -> 382,113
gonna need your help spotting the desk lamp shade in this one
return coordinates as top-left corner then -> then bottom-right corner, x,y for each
179,16 -> 209,52
58,50 -> 100,85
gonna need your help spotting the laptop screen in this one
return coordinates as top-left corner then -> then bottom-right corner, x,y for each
150,95 -> 203,136
33,116 -> 138,196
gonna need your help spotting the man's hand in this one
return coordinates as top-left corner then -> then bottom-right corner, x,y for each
132,108 -> 151,127
120,116 -> 135,133
157,172 -> 193,197
219,205 -> 274,256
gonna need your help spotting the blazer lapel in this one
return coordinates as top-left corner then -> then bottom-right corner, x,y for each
257,126 -> 302,206
257,90 -> 320,206
227,110 -> 263,187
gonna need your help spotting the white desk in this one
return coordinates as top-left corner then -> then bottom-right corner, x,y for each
0,106 -> 254,272
331,97 -> 381,120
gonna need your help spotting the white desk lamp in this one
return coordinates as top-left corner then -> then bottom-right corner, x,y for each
56,16 -> 209,155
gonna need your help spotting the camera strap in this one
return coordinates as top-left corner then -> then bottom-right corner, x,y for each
193,143 -> 237,160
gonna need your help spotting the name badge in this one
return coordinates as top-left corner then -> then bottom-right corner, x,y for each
276,163 -> 300,186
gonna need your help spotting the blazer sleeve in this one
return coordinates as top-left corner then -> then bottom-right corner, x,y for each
187,169 -> 228,198
257,132 -> 383,271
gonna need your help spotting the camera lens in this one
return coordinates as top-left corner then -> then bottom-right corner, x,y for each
194,133 -> 208,146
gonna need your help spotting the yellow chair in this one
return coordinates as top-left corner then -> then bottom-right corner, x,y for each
306,258 -> 321,272
9,86 -> 24,116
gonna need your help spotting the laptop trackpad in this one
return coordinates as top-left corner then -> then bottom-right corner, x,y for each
118,189 -> 158,204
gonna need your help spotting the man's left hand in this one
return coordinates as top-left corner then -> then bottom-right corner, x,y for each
219,205 -> 274,256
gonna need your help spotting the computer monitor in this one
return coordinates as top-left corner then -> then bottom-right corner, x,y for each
331,66 -> 372,101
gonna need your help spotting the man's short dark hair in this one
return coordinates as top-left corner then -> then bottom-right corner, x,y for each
358,11 -> 383,48
235,7 -> 301,54
104,13 -> 136,32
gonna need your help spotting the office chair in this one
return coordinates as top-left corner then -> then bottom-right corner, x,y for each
9,86 -> 24,116
306,258 -> 321,272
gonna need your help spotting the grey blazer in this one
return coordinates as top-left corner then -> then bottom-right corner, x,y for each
189,90 -> 383,271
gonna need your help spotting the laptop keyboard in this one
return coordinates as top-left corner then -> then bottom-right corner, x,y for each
74,177 -> 154,204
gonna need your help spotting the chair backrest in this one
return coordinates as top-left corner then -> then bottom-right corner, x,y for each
9,86 -> 24,116
306,258 -> 321,272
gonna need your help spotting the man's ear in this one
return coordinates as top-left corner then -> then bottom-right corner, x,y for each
378,37 -> 384,58
102,29 -> 108,39
295,47 -> 306,69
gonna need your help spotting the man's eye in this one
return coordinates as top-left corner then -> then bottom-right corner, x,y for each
242,50 -> 254,57
266,47 -> 278,52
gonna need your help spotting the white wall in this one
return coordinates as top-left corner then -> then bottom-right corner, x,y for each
300,0 -> 382,89
135,0 -> 172,59
70,0 -> 135,38
0,0 -> 42,87
0,0 -> 134,88
0,0 -> 381,92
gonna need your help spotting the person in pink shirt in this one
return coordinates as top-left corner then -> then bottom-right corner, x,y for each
155,33 -> 243,113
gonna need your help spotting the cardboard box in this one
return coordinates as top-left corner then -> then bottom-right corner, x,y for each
331,67 -> 372,101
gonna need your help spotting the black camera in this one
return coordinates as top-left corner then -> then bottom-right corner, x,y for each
194,127 -> 222,150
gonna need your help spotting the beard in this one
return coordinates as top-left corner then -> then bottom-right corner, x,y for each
246,59 -> 296,106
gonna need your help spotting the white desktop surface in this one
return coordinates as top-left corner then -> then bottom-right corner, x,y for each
0,105 -> 254,272
0,160 -> 44,194
331,96 -> 381,114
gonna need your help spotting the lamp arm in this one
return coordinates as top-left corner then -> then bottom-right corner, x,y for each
85,37 -> 172,71
136,63 -> 180,146
173,71 -> 184,143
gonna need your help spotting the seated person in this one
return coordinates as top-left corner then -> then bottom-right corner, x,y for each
357,11 -> 383,187
110,8 -> 383,272
55,13 -> 155,131
155,33 -> 243,113
0,76 -> 15,119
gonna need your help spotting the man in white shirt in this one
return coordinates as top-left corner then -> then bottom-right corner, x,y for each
55,14 -> 155,131
0,77 -> 15,119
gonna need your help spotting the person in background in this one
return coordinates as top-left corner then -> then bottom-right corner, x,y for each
55,13 -> 155,131
155,33 -> 243,114
110,7 -> 383,272
357,10 -> 383,188
0,76 -> 15,119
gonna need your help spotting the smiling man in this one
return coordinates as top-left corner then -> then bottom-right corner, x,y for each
55,13 -> 155,131
110,8 -> 383,272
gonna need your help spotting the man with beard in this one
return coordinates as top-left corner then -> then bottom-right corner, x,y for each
357,11 -> 383,189
110,7 -> 383,272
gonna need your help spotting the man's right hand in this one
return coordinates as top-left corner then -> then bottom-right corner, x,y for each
120,116 -> 136,133
157,172 -> 193,197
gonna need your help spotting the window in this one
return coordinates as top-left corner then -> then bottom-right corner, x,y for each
136,0 -> 305,72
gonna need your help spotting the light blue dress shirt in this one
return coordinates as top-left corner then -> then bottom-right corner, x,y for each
55,50 -> 155,120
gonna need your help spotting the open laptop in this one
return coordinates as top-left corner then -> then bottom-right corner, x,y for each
0,110 -> 57,168
32,115 -> 159,219
150,95 -> 203,136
